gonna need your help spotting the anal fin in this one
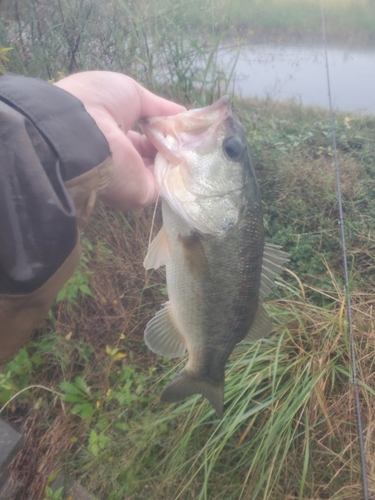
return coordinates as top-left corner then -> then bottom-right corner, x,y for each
179,232 -> 208,277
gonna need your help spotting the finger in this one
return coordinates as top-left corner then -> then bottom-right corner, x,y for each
70,97 -> 157,209
127,130 -> 157,158
99,128 -> 158,210
56,72 -> 185,132
144,157 -> 153,168
134,81 -> 186,119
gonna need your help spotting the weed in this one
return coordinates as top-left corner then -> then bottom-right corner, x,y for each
0,348 -> 43,404
43,485 -> 64,500
87,429 -> 111,457
55,243 -> 93,306
60,376 -> 97,420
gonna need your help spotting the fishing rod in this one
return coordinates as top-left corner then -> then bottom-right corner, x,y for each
320,5 -> 369,499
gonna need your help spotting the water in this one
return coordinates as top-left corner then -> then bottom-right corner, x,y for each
219,42 -> 375,114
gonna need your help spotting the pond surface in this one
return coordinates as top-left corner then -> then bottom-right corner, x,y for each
219,42 -> 375,114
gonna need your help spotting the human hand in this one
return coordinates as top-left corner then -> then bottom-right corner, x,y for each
55,71 -> 185,210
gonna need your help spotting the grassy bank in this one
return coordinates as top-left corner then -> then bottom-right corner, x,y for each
148,0 -> 375,42
1,97 -> 375,499
0,1 -> 375,498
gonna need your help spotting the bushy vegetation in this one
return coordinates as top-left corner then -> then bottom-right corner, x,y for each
1,1 -> 375,499
236,101 -> 375,298
1,0 -> 375,85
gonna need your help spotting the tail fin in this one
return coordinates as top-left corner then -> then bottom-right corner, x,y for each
160,368 -> 224,419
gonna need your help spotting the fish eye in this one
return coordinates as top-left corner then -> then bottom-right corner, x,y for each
223,137 -> 243,160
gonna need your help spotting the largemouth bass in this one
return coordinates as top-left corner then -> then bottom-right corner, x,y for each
141,96 -> 288,418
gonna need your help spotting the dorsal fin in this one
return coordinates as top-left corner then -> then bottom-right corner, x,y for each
244,303 -> 273,341
245,243 -> 289,342
259,243 -> 289,300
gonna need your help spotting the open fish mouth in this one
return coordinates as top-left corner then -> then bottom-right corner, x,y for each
140,96 -> 232,165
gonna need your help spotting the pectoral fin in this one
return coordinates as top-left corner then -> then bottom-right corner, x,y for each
144,302 -> 186,358
179,232 -> 208,277
259,243 -> 289,300
245,304 -> 273,341
143,225 -> 170,270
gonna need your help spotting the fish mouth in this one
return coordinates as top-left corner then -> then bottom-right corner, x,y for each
139,95 -> 232,163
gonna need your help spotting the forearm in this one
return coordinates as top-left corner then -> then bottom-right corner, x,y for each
0,73 -> 113,362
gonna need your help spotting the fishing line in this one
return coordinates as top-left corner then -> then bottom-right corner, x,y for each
320,4 -> 369,498
148,192 -> 161,250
